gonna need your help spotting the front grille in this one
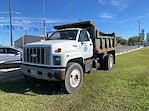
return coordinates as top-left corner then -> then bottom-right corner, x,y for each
24,47 -> 51,65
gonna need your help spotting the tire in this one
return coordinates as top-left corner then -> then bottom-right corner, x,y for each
99,54 -> 106,70
64,62 -> 84,94
95,60 -> 100,70
104,54 -> 113,70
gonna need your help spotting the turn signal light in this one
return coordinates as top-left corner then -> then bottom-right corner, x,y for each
55,48 -> 62,53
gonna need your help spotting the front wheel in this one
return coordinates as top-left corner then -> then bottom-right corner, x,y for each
64,62 -> 84,94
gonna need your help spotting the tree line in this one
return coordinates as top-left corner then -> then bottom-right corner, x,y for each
116,36 -> 145,46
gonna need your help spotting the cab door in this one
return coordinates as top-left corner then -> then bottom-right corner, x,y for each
0,48 -> 7,63
78,30 -> 93,59
5,48 -> 21,62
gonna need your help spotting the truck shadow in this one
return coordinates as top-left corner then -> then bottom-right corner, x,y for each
0,78 -> 67,96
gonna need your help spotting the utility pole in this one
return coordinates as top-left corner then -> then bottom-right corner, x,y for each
138,20 -> 141,36
22,28 -> 27,48
43,0 -> 46,40
9,0 -> 13,46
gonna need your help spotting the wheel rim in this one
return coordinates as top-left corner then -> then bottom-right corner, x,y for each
70,69 -> 81,88
109,56 -> 113,68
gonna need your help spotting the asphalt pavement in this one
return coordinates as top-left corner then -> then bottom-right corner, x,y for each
0,68 -> 22,82
116,46 -> 140,53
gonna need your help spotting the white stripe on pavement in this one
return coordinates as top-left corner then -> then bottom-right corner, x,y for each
0,68 -> 20,73
116,47 -> 143,56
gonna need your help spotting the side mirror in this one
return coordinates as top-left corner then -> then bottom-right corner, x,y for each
15,52 -> 21,55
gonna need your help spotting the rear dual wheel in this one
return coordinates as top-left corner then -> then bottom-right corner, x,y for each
104,54 -> 114,70
98,54 -> 113,70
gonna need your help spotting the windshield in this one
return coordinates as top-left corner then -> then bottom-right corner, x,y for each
48,30 -> 78,40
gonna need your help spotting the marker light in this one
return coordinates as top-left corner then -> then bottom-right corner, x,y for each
55,48 -> 62,53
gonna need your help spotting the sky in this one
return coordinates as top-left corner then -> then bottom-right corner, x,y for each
0,0 -> 149,46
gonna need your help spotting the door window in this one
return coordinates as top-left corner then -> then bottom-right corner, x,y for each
0,48 -> 6,54
78,30 -> 89,42
6,48 -> 18,54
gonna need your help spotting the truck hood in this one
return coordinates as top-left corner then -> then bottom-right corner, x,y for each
25,40 -> 78,53
25,40 -> 77,48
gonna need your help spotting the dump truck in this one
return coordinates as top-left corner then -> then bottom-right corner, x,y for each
21,21 -> 116,93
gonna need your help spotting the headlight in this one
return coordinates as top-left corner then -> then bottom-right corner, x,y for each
53,56 -> 61,65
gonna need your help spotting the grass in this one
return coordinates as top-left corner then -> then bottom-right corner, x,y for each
0,48 -> 149,111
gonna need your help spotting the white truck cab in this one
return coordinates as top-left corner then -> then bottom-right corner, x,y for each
21,21 -> 116,93
46,28 -> 93,67
21,28 -> 93,93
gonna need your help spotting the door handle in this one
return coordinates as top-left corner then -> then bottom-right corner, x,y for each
81,42 -> 86,45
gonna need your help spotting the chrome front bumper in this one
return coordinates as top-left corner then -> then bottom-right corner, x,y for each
21,64 -> 66,81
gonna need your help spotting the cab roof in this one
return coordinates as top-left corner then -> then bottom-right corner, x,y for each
54,21 -> 95,30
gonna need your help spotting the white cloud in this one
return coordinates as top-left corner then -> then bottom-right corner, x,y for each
111,0 -> 121,6
98,0 -> 105,5
100,12 -> 113,19
98,0 -> 131,10
0,17 -> 74,27
119,13 -> 149,23
0,11 -> 22,15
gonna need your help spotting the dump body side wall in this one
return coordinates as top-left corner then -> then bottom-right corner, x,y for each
95,31 -> 116,54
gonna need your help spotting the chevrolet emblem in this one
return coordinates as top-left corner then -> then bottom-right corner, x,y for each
31,53 -> 37,57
